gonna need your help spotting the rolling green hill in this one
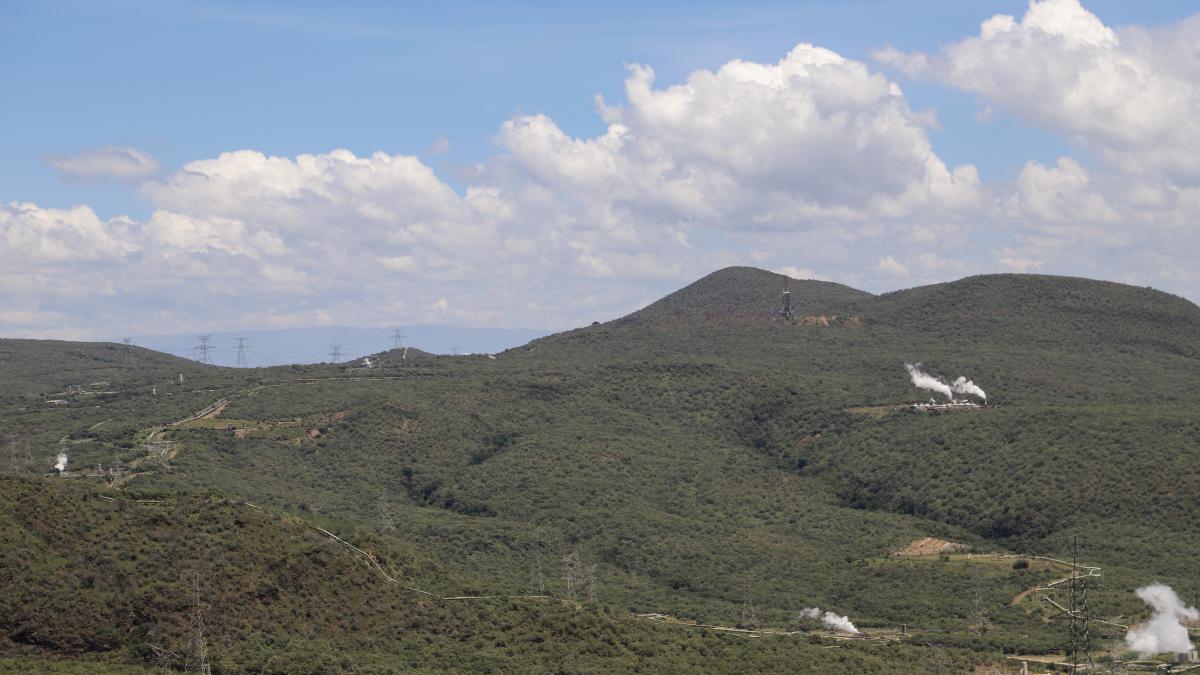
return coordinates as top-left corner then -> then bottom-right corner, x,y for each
0,475 -> 986,673
0,340 -> 205,398
3,267 -> 1199,672
870,273 -> 1200,357
627,266 -> 872,321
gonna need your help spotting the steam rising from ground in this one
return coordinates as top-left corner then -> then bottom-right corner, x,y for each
905,363 -> 986,400
906,363 -> 952,398
55,452 -> 68,475
951,376 -> 986,400
1125,583 -> 1199,657
798,607 -> 860,634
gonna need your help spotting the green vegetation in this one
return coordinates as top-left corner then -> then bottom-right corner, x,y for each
0,476 -> 989,673
3,267 -> 1199,672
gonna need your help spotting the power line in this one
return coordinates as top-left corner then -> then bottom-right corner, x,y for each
234,337 -> 249,368
328,344 -> 345,363
194,335 -> 214,365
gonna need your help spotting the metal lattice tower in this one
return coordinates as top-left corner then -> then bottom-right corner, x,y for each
186,571 -> 212,675
740,575 -> 758,629
328,344 -> 345,363
194,335 -> 214,365
530,526 -> 546,594
1040,536 -> 1103,673
376,490 -> 394,532
531,553 -> 545,594
586,564 -> 598,604
234,337 -> 249,368
122,337 -> 132,345
390,327 -> 407,350
562,549 -> 582,602
776,279 -> 794,321
929,643 -> 949,675
970,564 -> 991,634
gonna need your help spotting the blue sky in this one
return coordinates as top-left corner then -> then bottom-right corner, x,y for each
4,0 -> 1189,215
3,0 -> 1200,339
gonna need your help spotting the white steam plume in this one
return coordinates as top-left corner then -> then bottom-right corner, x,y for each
798,607 -> 860,634
820,610 -> 859,634
951,376 -> 987,400
1125,583 -> 1199,657
55,452 -> 68,475
905,363 -> 952,399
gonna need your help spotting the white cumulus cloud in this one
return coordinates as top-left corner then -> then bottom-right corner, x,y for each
875,0 -> 1200,296
1014,157 -> 1119,225
874,0 -> 1200,180
0,202 -> 139,262
497,44 -> 981,231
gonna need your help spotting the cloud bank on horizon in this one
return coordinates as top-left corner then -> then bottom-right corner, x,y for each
3,0 -> 1199,339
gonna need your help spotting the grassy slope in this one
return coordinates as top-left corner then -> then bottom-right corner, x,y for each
4,267 -> 1199,670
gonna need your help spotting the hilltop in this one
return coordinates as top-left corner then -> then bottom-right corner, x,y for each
626,266 -> 872,321
869,273 -> 1200,358
3,267 -> 1199,672
622,266 -> 1200,357
0,339 -> 205,398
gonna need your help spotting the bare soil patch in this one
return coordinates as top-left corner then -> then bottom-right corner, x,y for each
892,537 -> 969,557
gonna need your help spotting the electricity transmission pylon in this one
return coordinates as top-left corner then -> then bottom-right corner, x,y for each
234,337 -> 249,368
1040,536 -> 1104,673
186,571 -> 212,675
194,335 -> 214,364
970,564 -> 991,634
531,552 -> 545,593
740,575 -> 758,629
390,327 -> 406,350
562,548 -> 583,602
328,344 -> 344,363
